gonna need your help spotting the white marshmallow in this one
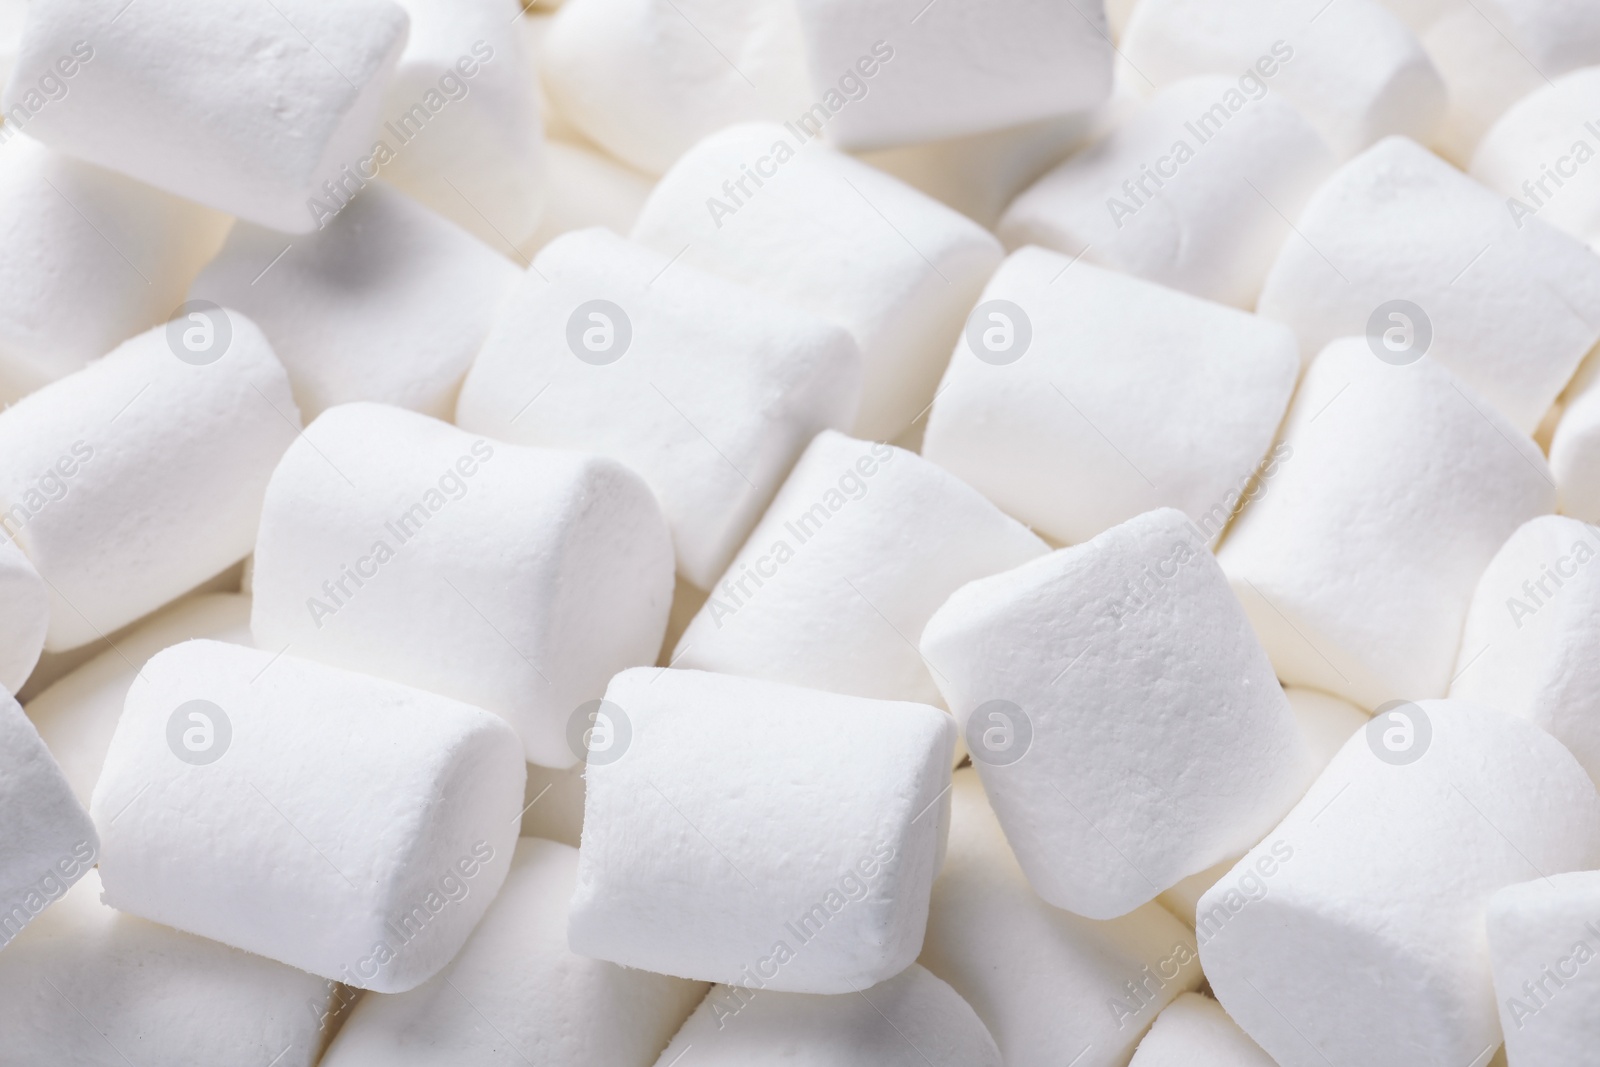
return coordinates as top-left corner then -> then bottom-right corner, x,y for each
0,134 -> 228,401
921,508 -> 1312,919
91,639 -> 525,993
674,431 -> 1048,707
1452,515 -> 1600,785
1120,0 -> 1446,158
1486,871 -> 1600,1065
0,314 -> 298,651
1218,338 -> 1555,708
919,769 -> 1204,1067
252,402 -> 673,769
569,667 -> 956,993
542,0 -> 811,174
27,592 -> 251,807
923,249 -> 1299,546
998,77 -> 1336,309
322,838 -> 705,1066
1200,699 -> 1600,1067
632,123 -> 1003,439
518,138 -> 655,257
454,227 -> 862,589
790,0 -> 1111,149
0,870 -> 342,1067
1257,136 -> 1600,433
1471,66 -> 1600,248
1378,0 -> 1462,32
1551,350 -> 1600,521
1128,993 -> 1278,1067
657,963 -> 1000,1066
379,0 -> 545,250
0,536 -> 47,692
191,184 -> 519,421
4,0 -> 408,232
1423,7 -> 1560,166
0,687 -> 96,949
0,0 -> 24,89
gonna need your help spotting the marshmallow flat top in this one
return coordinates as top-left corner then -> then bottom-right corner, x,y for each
323,838 -> 705,1067
923,248 -> 1300,547
0,313 -> 298,650
0,687 -> 96,949
1471,66 -> 1600,247
1257,135 -> 1600,433
1199,699 -> 1600,1067
921,508 -> 1312,919
1218,337 -> 1555,708
569,667 -> 956,994
251,401 -> 674,769
790,0 -> 1110,150
0,536 -> 47,692
657,963 -> 1001,1067
1552,352 -> 1600,522
632,122 -> 1003,440
90,639 -> 526,993
5,0 -> 409,231
0,870 -> 340,1067
1128,993 -> 1278,1067
0,134 -> 228,400
1121,0 -> 1446,158
674,430 -> 1048,707
1452,514 -> 1600,785
191,183 -> 520,421
455,226 -> 863,589
1486,870 -> 1600,1065
919,769 -> 1203,1067
998,76 -> 1337,309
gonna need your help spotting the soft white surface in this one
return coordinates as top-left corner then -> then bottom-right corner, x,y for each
0,537 -> 48,692
1128,993 -> 1278,1067
1471,66 -> 1600,248
1487,871 -> 1600,1066
518,138 -> 655,257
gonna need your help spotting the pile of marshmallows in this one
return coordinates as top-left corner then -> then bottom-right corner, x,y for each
6,0 -> 1600,1064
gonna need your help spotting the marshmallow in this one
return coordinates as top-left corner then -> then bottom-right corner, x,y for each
378,0 -> 545,250
4,0 -> 408,232
0,134 -> 228,401
1378,0 -> 1462,32
0,537 -> 47,692
0,0 -> 23,88
789,0 -> 1111,150
322,838 -> 704,1066
1128,993 -> 1278,1067
90,639 -> 525,992
542,0 -> 811,174
673,431 -> 1048,707
0,870 -> 342,1067
1199,699 -> 1600,1067
1120,0 -> 1447,158
518,138 -> 655,257
998,77 -> 1336,309
1471,67 -> 1600,248
191,183 -> 519,421
454,227 -> 861,589
657,963 -> 1000,1067
1424,7 -> 1557,165
0,314 -> 298,651
1257,136 -> 1600,433
1218,338 -> 1555,708
26,592 -> 251,807
1551,351 -> 1600,521
569,667 -> 955,993
921,508 -> 1312,919
252,402 -> 673,768
919,769 -> 1204,1067
1452,515 -> 1600,784
1486,871 -> 1600,1065
633,123 -> 1003,439
923,249 -> 1299,546
1,687 -> 96,949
